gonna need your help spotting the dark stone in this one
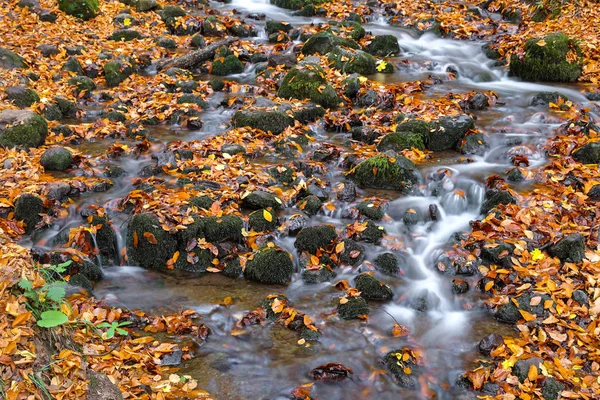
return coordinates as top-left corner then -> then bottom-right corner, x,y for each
302,266 -> 336,283
478,333 -> 503,356
244,246 -> 294,284
232,110 -> 293,135
550,233 -> 585,262
295,225 -> 337,254
542,377 -> 566,400
364,35 -> 401,56
6,85 -> 40,108
160,348 -> 182,366
409,289 -> 440,312
202,215 -> 244,243
383,350 -> 419,388
355,221 -> 385,244
426,115 -> 475,151
480,189 -> 517,214
39,44 -> 59,57
297,195 -> 322,216
374,253 -> 400,276
358,200 -> 384,220
337,296 -> 369,319
242,190 -> 283,209
0,110 -> 47,149
336,181 -> 356,202
531,91 -> 568,106
126,213 -> 177,269
40,147 -> 73,171
349,155 -> 419,193
355,273 -> 394,300
573,142 -> 600,164
14,194 -> 45,234
63,56 -> 84,75
268,53 -> 297,68
452,278 -> 469,294
248,209 -> 277,232
338,239 -> 365,266
0,47 -> 27,69
467,93 -> 490,110
513,357 -> 543,383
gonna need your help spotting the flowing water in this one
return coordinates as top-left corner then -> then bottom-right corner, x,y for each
28,2 -> 599,399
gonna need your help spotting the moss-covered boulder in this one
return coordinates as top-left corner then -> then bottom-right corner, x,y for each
244,246 -> 294,284
459,133 -> 488,155
377,131 -> 425,152
158,5 -> 186,22
68,76 -> 96,97
63,56 -> 84,75
328,46 -> 377,75
177,94 -> 208,108
337,296 -> 369,319
341,21 -> 365,41
355,273 -> 394,300
265,20 -> 293,35
202,215 -> 244,243
242,190 -> 283,210
426,115 -> 475,151
364,35 -> 401,57
550,233 -> 585,263
232,110 -> 293,134
103,59 -> 135,87
54,97 -> 77,117
90,215 -> 118,265
572,142 -> 600,164
338,239 -> 365,266
109,29 -> 144,42
136,0 -> 158,12
58,0 -> 99,20
302,31 -> 359,55
14,194 -> 45,234
357,200 -> 385,220
480,189 -> 517,214
297,195 -> 322,216
355,221 -> 385,244
42,104 -> 63,121
509,32 -> 583,82
383,350 -> 420,388
5,86 -> 40,108
156,37 -> 177,49
248,209 -> 278,232
212,55 -> 244,75
40,147 -> 73,171
0,48 -> 27,69
295,225 -> 337,254
126,213 -> 177,269
278,63 -> 340,108
0,110 -> 47,149
349,155 -> 419,193
302,265 -> 336,283
374,252 -> 400,276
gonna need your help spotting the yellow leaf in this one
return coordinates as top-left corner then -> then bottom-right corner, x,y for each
527,365 -> 538,381
537,39 -> 546,47
123,18 -> 132,27
376,60 -> 388,72
531,248 -> 545,261
335,242 -> 345,254
403,367 -> 412,375
339,297 -> 349,304
484,281 -> 494,291
263,209 -> 273,222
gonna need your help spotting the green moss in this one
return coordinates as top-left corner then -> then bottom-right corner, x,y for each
248,209 -> 278,232
509,32 -> 583,82
355,273 -> 394,300
212,55 -> 244,75
377,131 -> 425,152
103,59 -> 135,87
292,104 -> 326,123
294,225 -> 337,254
337,296 -> 369,319
383,350 -> 419,388
40,147 -> 73,171
301,31 -> 359,55
109,29 -> 143,42
90,216 -> 118,265
42,104 -> 62,121
0,110 -> 47,149
243,190 -> 283,210
278,63 -> 340,108
338,239 -> 364,266
14,194 -> 45,234
58,0 -> 99,20
177,94 -> 208,108
202,215 -> 244,243
232,110 -> 293,135
158,5 -> 186,22
5,86 -> 40,108
358,200 -> 384,220
297,195 -> 322,216
0,47 -> 27,69
341,21 -> 365,41
328,46 -> 377,75
54,97 -> 77,117
244,247 -> 294,284
126,213 -> 177,269
62,56 -> 83,75
68,76 -> 96,97
189,195 -> 214,210
356,221 -> 385,244
374,252 -> 400,275
266,21 -> 293,34
364,35 -> 401,57
349,155 -> 418,193
396,119 -> 430,136
174,248 -> 212,272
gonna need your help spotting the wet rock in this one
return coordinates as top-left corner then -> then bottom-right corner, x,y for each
374,253 -> 400,276
328,46 -> 376,75
152,151 -> 177,169
68,76 -> 96,97
39,44 -> 60,57
542,377 -> 566,400
512,357 -> 543,382
301,31 -> 359,55
426,115 -> 475,151
572,142 -> 600,164
355,273 -> 394,300
495,292 -> 553,323
159,348 -> 182,366
459,133 -> 488,155
550,233 -> 585,262
156,37 -> 177,49
358,200 -> 384,220
452,278 -> 469,294
46,182 -> 71,201
377,131 -> 425,152
286,213 -> 308,235
222,256 -> 242,278
572,289 -> 589,306
409,289 -> 440,312
267,53 -> 297,68
109,29 -> 144,41
52,124 -> 74,137
336,181 -> 356,202
297,195 -> 322,216
191,34 -> 206,48
480,189 -> 517,214
338,239 -> 365,266
364,35 -> 401,56
337,296 -> 369,319
302,266 -> 336,283
136,0 -> 158,12
126,213 -> 177,269
63,56 -> 84,75
6,85 -> 40,108
244,246 -> 293,284
383,350 -> 419,388
0,47 -> 27,69
480,242 -> 515,267
350,126 -> 381,144
349,155 -> 419,193
265,20 -> 292,35
403,208 -> 422,226
221,143 -> 245,155
40,147 -> 73,171
42,103 -> 63,121
0,110 -> 47,149
14,194 -> 45,234
68,274 -> 93,293
158,5 -> 186,22
54,96 -> 77,117
58,0 -> 99,20
305,184 -> 328,201
295,225 -> 337,254
39,9 -> 58,22
467,93 -> 490,110
478,333 -> 503,356
242,190 -> 283,210
343,73 -> 361,98
104,58 -> 135,87
232,110 -> 293,134
203,215 -> 244,243
531,91 -> 568,106
248,209 -> 278,232
212,55 -> 244,75
509,32 -> 582,82
482,383 -> 500,396
269,165 -> 295,185
494,301 -> 521,324
90,215 -> 118,265
356,221 -> 385,244
278,62 -> 340,108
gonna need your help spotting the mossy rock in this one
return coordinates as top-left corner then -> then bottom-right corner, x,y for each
58,0 -> 99,20
136,0 -> 158,11
90,215 -> 118,265
191,34 -> 206,48
357,200 -> 384,220
350,126 -> 381,144
269,165 -> 295,184
355,273 -> 394,300
355,221 -> 385,244
550,233 -> 585,263
104,59 -> 135,87
189,195 -> 214,210
396,118 -> 430,136
126,213 -> 177,269
383,350 -> 419,388
102,110 -> 127,122
459,133 -> 488,155
54,97 -> 77,117
209,78 -> 224,91
364,35 -> 400,56
509,32 -> 583,82
531,91 -> 568,106
278,63 -> 340,108
425,115 -> 475,151
0,110 -> 47,149
377,131 -> 425,152
297,195 -> 322,216
63,56 -> 84,75
301,30 -> 359,55
232,110 -> 293,135
294,225 -> 337,254
292,103 -> 326,123
573,142 -> 600,164
265,21 -> 293,34
212,55 -> 244,76
109,29 -> 144,42
14,194 -> 45,234
221,143 -> 245,156
5,86 -> 40,108
202,215 -> 244,243
0,47 -> 27,69
68,76 -> 96,97
302,265 -> 336,283
349,155 -> 419,193
244,246 -> 294,284
374,252 -> 400,276
343,73 -> 361,98
242,190 -> 283,210
202,16 -> 223,36
175,248 -> 213,272
222,256 -> 242,278
40,147 -> 73,171
338,239 -> 365,266
341,21 -> 365,41
177,94 -> 208,108
328,46 -> 377,75
42,104 -> 62,121
68,274 -> 93,293
158,5 -> 186,22
248,209 -> 278,232
480,189 -> 517,215
337,296 -> 369,319
156,37 -> 177,49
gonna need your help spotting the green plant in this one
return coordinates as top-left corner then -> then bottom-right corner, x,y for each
97,321 -> 132,339
18,261 -> 73,328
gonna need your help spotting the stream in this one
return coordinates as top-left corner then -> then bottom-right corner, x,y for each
26,1 -> 597,399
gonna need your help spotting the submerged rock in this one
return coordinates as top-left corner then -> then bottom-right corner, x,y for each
383,350 -> 420,388
349,155 -> 419,193
244,246 -> 294,284
0,110 -> 47,149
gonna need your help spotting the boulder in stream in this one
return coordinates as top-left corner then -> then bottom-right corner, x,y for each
294,225 -> 337,254
0,110 -> 47,149
354,273 -> 394,300
40,147 -> 73,171
232,110 -> 293,134
244,246 -> 293,284
349,154 -> 419,193
278,62 -> 340,108
337,296 -> 369,319
364,35 -> 401,56
14,193 -> 45,234
126,213 -> 177,269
